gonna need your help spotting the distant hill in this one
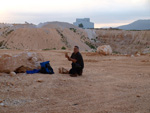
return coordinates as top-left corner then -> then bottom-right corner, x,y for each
118,19 -> 150,30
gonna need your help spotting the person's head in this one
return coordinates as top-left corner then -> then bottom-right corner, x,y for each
74,46 -> 79,53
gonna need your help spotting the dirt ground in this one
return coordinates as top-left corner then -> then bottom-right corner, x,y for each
0,50 -> 150,113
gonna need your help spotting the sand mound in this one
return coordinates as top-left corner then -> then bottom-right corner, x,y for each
0,22 -> 94,51
37,21 -> 78,29
3,27 -> 91,50
12,23 -> 36,29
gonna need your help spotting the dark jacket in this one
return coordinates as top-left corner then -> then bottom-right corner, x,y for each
71,52 -> 84,69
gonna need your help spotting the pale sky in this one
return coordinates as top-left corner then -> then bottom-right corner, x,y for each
0,0 -> 150,28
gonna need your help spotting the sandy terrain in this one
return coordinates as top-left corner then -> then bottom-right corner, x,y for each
0,50 -> 150,113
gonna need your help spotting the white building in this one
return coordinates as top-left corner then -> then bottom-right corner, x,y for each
73,18 -> 94,29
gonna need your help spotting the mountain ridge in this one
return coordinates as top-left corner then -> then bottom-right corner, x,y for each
117,19 -> 150,30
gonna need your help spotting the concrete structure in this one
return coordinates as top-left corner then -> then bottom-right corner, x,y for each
73,18 -> 94,29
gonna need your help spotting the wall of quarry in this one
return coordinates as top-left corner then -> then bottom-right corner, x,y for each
95,30 -> 150,54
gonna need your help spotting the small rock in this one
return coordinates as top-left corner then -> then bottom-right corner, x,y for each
136,95 -> 141,97
10,72 -> 16,76
73,103 -> 78,106
36,79 -> 43,83
141,60 -> 150,62
136,53 -> 141,57
46,98 -> 49,100
0,103 -> 4,106
0,100 -> 3,103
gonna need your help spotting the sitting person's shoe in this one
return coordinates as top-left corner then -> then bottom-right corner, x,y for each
70,74 -> 77,77
78,70 -> 83,76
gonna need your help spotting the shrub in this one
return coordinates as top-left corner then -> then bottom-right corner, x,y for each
43,48 -> 51,51
0,41 -> 4,47
61,46 -> 66,50
69,28 -> 77,33
113,51 -> 120,54
6,29 -> 14,36
85,41 -> 96,49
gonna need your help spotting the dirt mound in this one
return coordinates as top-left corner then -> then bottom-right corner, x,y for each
3,27 -> 91,51
5,28 -> 65,50
37,21 -> 78,29
12,23 -> 36,29
0,22 -> 95,51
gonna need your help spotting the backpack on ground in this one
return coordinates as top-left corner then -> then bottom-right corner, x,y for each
40,61 -> 54,74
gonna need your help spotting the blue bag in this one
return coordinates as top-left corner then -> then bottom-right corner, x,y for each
40,61 -> 54,74
26,69 -> 40,74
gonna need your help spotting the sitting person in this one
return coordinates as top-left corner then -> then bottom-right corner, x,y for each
65,46 -> 84,77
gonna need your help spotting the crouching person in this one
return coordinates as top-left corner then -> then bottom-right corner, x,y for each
65,46 -> 84,77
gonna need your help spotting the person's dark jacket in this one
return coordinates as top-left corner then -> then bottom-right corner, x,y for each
71,52 -> 84,69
